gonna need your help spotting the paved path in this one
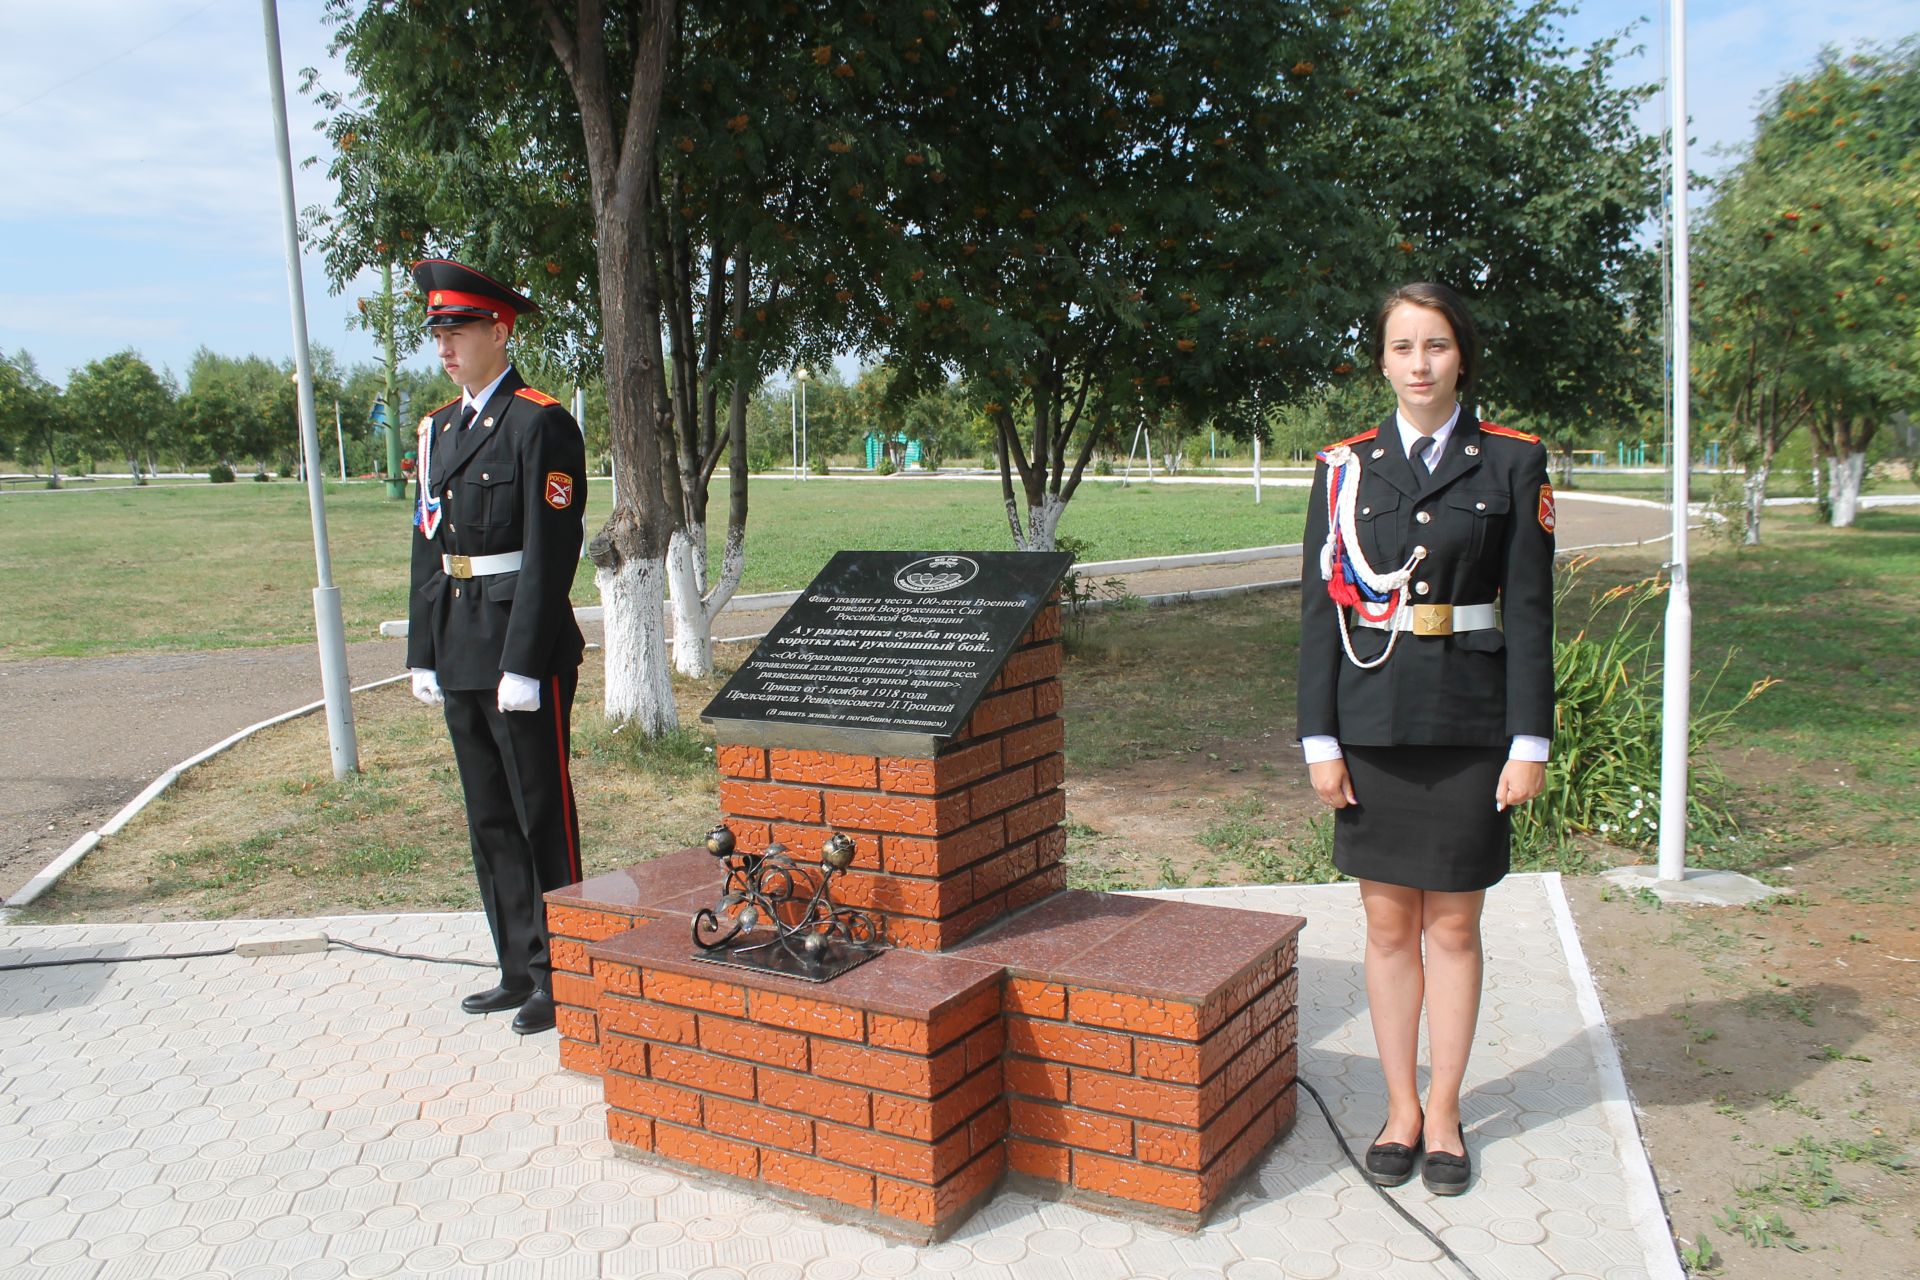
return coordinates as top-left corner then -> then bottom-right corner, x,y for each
0,496 -> 1673,900
0,874 -> 1680,1279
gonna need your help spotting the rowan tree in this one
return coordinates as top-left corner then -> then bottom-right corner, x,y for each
1697,40 -> 1920,529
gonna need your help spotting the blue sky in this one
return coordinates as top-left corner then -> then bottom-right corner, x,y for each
1,0 -> 1915,387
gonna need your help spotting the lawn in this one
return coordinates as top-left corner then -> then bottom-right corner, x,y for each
0,475 -> 1306,660
23,507 -> 1918,922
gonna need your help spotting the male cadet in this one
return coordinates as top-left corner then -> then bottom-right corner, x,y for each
406,257 -> 587,1035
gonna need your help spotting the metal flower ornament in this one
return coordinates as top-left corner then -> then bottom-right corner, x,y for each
691,825 -> 884,982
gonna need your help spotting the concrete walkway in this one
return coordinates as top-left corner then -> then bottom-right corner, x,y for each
0,873 -> 1679,1279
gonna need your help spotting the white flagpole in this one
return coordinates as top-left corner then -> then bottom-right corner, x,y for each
263,0 -> 358,779
1657,0 -> 1693,881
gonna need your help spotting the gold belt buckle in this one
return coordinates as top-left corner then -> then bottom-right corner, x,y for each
447,555 -> 473,579
1411,604 -> 1453,636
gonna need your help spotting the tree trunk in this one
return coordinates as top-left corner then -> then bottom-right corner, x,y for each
1742,460 -> 1769,545
1026,492 -> 1067,551
666,523 -> 709,678
44,436 -> 61,489
1828,451 -> 1865,528
126,452 -> 144,485
595,545 -> 677,733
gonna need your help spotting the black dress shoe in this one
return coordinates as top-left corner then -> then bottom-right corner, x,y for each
1363,1121 -> 1423,1187
1422,1123 -> 1472,1195
511,991 -> 557,1035
461,984 -> 534,1014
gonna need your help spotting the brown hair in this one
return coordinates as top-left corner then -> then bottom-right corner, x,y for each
1368,282 -> 1481,410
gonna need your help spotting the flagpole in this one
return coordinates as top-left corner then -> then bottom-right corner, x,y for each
263,0 -> 359,779
1657,0 -> 1692,881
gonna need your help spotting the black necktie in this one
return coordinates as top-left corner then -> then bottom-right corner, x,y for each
460,405 -> 478,431
1410,435 -> 1436,487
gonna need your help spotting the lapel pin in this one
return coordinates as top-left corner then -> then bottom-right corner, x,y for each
482,416 -> 494,428
1464,445 -> 1480,456
1371,447 -> 1386,459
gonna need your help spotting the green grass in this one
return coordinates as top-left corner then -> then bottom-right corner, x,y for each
1693,513 -> 1920,781
0,476 -> 1306,659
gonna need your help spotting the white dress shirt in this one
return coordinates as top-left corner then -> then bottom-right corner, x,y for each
1302,404 -> 1550,766
462,364 -> 512,418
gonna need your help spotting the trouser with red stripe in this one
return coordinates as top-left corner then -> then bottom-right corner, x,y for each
442,665 -> 582,995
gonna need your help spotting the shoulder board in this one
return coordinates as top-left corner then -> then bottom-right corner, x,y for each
431,395 -> 460,417
515,387 -> 561,407
1324,427 -> 1379,451
1479,422 -> 1541,444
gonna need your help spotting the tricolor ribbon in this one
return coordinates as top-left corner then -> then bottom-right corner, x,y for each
414,414 -> 442,540
1316,444 -> 1426,670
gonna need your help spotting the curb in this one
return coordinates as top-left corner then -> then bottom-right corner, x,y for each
0,671 -> 413,918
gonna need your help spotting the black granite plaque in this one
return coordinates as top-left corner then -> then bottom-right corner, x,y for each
701,551 -> 1072,756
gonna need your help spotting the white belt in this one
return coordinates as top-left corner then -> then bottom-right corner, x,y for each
442,551 -> 524,580
1354,602 -> 1497,636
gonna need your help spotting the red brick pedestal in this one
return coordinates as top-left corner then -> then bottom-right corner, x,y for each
546,604 -> 1304,1241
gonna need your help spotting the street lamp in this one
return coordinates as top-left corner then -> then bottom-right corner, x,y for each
795,365 -> 811,482
791,367 -> 803,479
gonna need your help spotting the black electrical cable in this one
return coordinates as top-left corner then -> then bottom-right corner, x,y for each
0,939 -> 493,972
1295,1075 -> 1486,1280
326,938 -> 492,968
0,945 -> 235,971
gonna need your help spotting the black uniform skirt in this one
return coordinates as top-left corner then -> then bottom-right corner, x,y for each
1333,745 -> 1511,892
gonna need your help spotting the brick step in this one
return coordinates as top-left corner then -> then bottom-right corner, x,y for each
547,869 -> 1304,1240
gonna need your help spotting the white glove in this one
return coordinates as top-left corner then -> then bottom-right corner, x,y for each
410,668 -> 444,706
497,672 -> 542,713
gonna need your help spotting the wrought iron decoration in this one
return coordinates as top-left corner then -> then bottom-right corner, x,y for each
691,825 -> 883,981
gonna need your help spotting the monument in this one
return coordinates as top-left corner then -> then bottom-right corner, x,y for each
544,551 -> 1304,1240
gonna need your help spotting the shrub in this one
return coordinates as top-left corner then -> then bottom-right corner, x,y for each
1054,533 -> 1129,649
875,456 -> 895,476
209,463 -> 236,484
1512,557 -> 1775,864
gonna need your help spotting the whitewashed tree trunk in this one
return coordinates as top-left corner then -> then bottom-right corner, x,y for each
1024,493 -> 1067,551
666,528 -> 708,678
596,554 -> 677,733
666,521 -> 747,678
1828,451 -> 1865,527
1743,463 -> 1769,545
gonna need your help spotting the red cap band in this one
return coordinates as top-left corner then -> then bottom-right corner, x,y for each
426,288 -> 517,331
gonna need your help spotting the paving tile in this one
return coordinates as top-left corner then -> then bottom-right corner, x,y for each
0,879 -> 1678,1279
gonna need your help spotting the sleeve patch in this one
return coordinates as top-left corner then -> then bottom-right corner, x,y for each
1538,482 -> 1556,533
545,472 -> 574,510
516,387 -> 561,407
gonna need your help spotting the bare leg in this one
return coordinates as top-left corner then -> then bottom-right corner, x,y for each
1359,879 -> 1426,1145
1420,888 -> 1487,1155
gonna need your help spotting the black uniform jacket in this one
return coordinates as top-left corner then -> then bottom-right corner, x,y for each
406,369 -> 588,691
1296,415 -> 1555,748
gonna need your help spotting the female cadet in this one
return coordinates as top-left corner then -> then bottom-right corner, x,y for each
1296,281 -> 1555,1195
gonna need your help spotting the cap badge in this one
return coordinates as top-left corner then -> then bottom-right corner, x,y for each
432,292 -> 444,304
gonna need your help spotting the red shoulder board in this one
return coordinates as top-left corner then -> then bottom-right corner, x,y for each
431,395 -> 461,416
515,387 -> 561,407
1325,427 -> 1379,450
1479,422 -> 1541,444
